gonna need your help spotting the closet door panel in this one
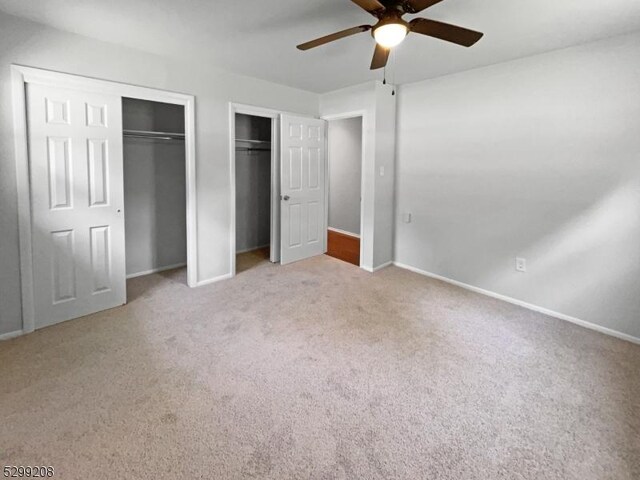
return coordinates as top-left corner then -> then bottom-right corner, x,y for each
280,115 -> 326,265
27,83 -> 126,330
87,138 -> 109,206
46,136 -> 73,209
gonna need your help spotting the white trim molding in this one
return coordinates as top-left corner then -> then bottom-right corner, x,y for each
393,262 -> 640,346
0,330 -> 24,342
195,272 -> 233,287
11,66 -> 35,333
11,64 -> 198,334
362,260 -> 393,273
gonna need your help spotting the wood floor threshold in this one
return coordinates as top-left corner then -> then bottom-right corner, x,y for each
326,229 -> 360,266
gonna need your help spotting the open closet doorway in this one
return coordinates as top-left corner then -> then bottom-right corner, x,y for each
326,115 -> 364,267
12,65 -> 197,333
122,98 -> 187,289
230,106 -> 280,275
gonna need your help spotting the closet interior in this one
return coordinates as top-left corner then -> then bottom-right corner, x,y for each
235,113 -> 272,271
123,98 -> 187,281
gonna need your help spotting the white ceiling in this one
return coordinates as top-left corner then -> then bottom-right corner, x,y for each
1,0 -> 639,93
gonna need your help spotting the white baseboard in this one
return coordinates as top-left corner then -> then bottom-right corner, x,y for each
328,227 -> 360,238
195,272 -> 233,287
236,244 -> 269,254
373,261 -> 393,272
0,329 -> 24,341
126,262 -> 187,279
361,261 -> 393,273
393,262 -> 640,346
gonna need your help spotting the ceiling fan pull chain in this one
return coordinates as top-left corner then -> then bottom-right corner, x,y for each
392,51 -> 396,95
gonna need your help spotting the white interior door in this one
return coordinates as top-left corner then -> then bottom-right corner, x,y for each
27,83 -> 126,329
280,115 -> 326,265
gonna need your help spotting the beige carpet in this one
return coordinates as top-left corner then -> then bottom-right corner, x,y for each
1,254 -> 639,479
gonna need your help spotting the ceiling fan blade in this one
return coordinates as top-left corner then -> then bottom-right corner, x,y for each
405,0 -> 445,13
297,25 -> 372,50
351,0 -> 385,14
370,44 -> 390,70
410,18 -> 484,47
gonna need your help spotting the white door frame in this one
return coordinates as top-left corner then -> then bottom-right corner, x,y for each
228,103 -> 281,276
322,111 -> 367,270
11,64 -> 198,334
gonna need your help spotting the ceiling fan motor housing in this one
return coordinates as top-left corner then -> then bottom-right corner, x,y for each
376,0 -> 417,17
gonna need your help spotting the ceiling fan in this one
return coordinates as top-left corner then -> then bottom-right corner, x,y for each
297,0 -> 484,70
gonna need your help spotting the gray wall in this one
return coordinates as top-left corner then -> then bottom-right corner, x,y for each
0,11 -> 318,335
123,99 -> 186,276
395,32 -> 640,340
235,114 -> 271,253
328,117 -> 362,235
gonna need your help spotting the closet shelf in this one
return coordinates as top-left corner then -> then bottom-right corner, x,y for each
123,129 -> 185,140
235,138 -> 271,153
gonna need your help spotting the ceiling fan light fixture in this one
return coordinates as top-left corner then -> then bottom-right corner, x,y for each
296,0 -> 485,71
373,22 -> 408,48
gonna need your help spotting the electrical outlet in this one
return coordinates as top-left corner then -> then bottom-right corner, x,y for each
379,165 -> 385,177
516,257 -> 526,272
402,213 -> 412,223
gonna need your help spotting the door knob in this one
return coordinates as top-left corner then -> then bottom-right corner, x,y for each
282,195 -> 290,201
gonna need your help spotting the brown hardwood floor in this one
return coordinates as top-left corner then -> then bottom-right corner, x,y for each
326,229 -> 360,266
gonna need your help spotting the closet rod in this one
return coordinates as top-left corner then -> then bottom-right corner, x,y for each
235,138 -> 270,144
123,129 -> 185,140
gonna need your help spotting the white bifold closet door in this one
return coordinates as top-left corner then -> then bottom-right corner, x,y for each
27,83 -> 126,329
280,115 -> 326,265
